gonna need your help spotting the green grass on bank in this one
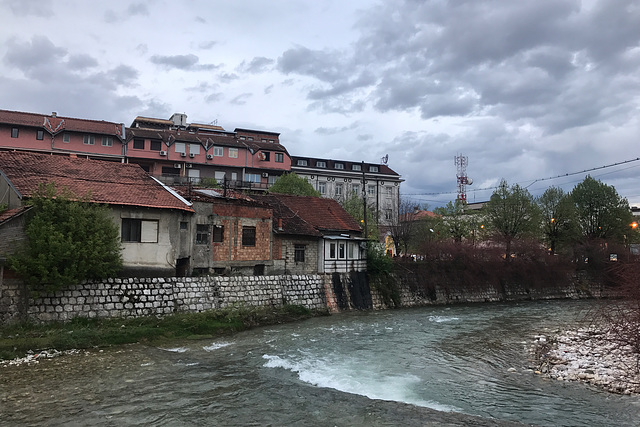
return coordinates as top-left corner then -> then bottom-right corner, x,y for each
0,304 -> 328,361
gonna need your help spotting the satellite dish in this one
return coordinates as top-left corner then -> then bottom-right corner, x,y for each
381,154 -> 389,164
467,178 -> 473,185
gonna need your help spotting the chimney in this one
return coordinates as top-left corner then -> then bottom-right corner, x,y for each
51,112 -> 57,117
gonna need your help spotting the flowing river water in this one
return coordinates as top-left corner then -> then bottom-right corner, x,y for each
2,300 -> 640,426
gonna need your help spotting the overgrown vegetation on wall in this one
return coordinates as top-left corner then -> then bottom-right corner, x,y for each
8,183 -> 122,296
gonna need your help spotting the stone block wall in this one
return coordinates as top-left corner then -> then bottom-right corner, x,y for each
0,274 -> 328,324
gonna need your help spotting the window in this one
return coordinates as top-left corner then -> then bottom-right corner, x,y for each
247,137 -> 254,141
242,226 -> 256,246
318,181 -> 326,194
385,209 -> 393,220
367,185 -> 376,196
352,184 -> 360,195
339,242 -> 346,259
213,225 -> 224,243
268,175 -> 278,185
262,151 -> 271,161
246,173 -> 261,183
133,138 -> 145,149
121,218 -> 158,243
162,166 -> 180,176
214,171 -> 226,181
11,128 -> 18,138
335,183 -> 343,196
352,164 -> 361,171
348,243 -> 355,259
275,153 -> 284,163
214,146 -> 223,156
196,224 -> 210,245
174,142 -> 186,154
229,148 -> 238,158
297,159 -> 308,166
386,186 -> 393,196
102,136 -> 113,147
262,139 -> 267,142
36,130 -> 44,140
334,163 -> 344,170
239,136 -> 246,140
150,140 -> 162,151
180,221 -> 188,230
190,144 -> 200,155
294,244 -> 306,262
329,242 -> 336,259
83,135 -> 95,145
369,166 -> 379,172
316,161 -> 326,168
62,133 -> 70,143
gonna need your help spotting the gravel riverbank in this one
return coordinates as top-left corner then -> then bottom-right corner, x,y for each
532,327 -> 640,394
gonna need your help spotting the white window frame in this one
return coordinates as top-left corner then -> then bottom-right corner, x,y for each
62,133 -> 70,143
335,163 -> 344,170
229,147 -> 239,158
318,181 -> 326,194
102,136 -> 113,147
83,135 -> 95,145
190,143 -> 201,155
214,146 -> 224,157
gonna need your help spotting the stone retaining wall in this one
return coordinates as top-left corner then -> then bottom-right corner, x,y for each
1,275 -> 329,323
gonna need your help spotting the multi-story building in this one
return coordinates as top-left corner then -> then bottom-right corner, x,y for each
0,109 -> 403,223
290,156 -> 403,225
0,109 -> 125,161
126,114 -> 291,190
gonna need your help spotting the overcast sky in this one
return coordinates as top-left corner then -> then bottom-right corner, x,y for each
1,0 -> 639,208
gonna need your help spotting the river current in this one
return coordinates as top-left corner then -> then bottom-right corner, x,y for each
2,300 -> 640,426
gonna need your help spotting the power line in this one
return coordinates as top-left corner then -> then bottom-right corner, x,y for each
403,156 -> 640,197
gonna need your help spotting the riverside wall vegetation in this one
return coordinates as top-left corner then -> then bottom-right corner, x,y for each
0,268 -> 611,325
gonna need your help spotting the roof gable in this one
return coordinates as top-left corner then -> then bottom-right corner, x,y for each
0,151 -> 193,212
0,109 -> 124,139
257,194 -> 362,236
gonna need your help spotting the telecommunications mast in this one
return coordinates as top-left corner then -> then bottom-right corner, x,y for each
454,154 -> 472,202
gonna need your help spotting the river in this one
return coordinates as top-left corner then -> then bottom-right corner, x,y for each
2,300 -> 639,426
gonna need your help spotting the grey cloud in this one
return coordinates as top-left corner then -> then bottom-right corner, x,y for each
219,72 -> 239,83
199,41 -> 217,50
264,84 -> 274,94
278,47 -> 348,82
230,93 -> 252,105
104,9 -> 118,23
5,0 -> 53,16
315,122 -> 359,135
127,3 -> 149,16
205,93 -> 223,103
4,36 -> 67,72
67,54 -> 98,70
238,57 -> 274,74
150,54 -> 219,71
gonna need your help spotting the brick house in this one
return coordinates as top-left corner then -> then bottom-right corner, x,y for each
256,194 -> 366,274
0,151 -> 194,277
175,187 -> 275,276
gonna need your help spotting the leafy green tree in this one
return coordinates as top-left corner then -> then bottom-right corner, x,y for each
9,183 -> 122,296
433,199 -> 471,243
341,193 -> 379,240
537,187 -> 578,254
570,175 -> 633,243
485,180 -> 540,259
269,172 -> 321,197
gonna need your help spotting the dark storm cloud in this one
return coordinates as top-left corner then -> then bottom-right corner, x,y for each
238,57 -> 274,74
277,0 -> 640,136
150,54 -> 218,71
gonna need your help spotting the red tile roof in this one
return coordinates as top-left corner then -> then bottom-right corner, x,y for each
0,109 -> 125,138
256,194 -> 362,236
0,151 -> 193,212
126,128 -> 245,149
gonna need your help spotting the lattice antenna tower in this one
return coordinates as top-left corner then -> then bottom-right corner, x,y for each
454,154 -> 472,202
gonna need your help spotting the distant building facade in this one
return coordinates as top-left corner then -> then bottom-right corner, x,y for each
290,156 -> 403,226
